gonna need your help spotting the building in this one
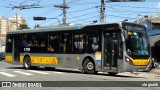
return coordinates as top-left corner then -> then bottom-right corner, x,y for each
0,14 -> 27,34
0,14 -> 27,52
0,16 -> 9,34
9,14 -> 27,30
0,34 -> 6,52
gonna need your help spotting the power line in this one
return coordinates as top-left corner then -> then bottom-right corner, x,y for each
69,2 -> 99,6
68,6 -> 99,14
67,11 -> 98,19
106,14 -> 137,20
106,6 -> 160,14
106,4 -> 160,10
67,0 -> 82,5
71,14 -> 99,23
26,8 -> 59,20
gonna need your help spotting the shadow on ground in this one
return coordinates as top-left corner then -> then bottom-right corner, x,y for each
6,66 -> 144,78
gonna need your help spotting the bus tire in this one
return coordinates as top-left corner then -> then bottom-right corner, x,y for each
82,58 -> 95,74
23,56 -> 31,69
108,72 -> 117,76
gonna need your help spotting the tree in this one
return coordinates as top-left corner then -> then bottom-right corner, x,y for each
18,24 -> 30,30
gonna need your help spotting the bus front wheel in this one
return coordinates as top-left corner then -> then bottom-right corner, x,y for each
82,58 -> 95,74
23,56 -> 31,69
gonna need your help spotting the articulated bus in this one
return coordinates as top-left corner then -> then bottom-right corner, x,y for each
5,22 -> 151,75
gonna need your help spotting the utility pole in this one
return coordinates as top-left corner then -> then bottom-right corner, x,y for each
54,0 -> 69,25
15,13 -> 18,29
100,0 -> 105,23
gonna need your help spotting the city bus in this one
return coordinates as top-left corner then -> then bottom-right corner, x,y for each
5,22 -> 151,75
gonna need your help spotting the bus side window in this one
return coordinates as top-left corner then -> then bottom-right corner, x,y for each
22,34 -> 34,48
6,35 -> 13,53
49,34 -> 59,53
60,32 -> 72,53
22,35 -> 28,47
87,31 -> 100,53
60,38 -> 66,52
73,32 -> 86,52
118,34 -> 123,59
34,33 -> 48,53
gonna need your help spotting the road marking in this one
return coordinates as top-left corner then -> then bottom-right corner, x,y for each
53,72 -> 64,74
0,72 -> 16,77
13,71 -> 33,75
27,70 -> 49,74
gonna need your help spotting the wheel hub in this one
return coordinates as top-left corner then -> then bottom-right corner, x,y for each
87,62 -> 94,70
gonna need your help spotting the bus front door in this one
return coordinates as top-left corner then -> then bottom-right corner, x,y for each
103,31 -> 118,71
13,36 -> 20,62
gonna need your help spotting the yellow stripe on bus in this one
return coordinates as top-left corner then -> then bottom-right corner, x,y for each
20,56 -> 24,63
7,55 -> 58,65
5,55 -> 12,63
20,56 -> 58,65
130,58 -> 150,66
31,56 -> 39,64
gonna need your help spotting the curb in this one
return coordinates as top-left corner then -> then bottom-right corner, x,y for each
150,69 -> 160,75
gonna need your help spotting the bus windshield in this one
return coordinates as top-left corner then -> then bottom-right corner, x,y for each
125,31 -> 150,55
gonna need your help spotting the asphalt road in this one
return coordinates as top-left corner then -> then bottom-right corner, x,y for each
0,60 -> 160,90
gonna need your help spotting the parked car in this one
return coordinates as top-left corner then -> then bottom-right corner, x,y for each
0,52 -> 5,61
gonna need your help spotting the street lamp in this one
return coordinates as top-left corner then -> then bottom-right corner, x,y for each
33,17 -> 60,24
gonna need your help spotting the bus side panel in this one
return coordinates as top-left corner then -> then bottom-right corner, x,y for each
52,54 -> 82,69
39,56 -> 58,65
19,53 -> 101,71
52,54 -> 101,72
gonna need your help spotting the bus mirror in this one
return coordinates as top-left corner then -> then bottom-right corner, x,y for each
123,30 -> 128,40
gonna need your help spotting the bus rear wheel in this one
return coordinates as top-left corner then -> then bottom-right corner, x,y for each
23,56 -> 31,69
82,58 -> 95,74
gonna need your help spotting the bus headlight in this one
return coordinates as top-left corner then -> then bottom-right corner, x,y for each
125,57 -> 133,66
126,58 -> 130,62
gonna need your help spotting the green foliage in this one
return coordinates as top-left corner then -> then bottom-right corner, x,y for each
18,24 -> 30,30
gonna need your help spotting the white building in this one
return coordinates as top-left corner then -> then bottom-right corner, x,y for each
9,14 -> 27,30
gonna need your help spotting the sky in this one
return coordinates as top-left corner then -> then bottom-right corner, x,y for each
0,0 -> 160,28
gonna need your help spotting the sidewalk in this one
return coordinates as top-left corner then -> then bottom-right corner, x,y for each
118,68 -> 160,78
150,68 -> 160,75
